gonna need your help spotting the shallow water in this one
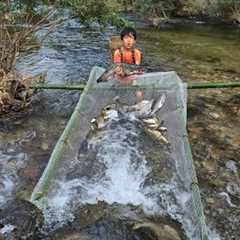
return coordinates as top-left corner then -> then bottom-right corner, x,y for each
136,21 -> 240,240
0,13 -> 240,240
138,23 -> 240,83
0,17 -> 113,207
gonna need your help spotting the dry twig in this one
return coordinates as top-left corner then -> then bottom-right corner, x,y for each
0,9 -> 65,115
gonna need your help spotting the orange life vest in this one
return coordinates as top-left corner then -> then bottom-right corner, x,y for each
112,47 -> 141,65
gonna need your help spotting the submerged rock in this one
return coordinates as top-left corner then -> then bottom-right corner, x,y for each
188,90 -> 240,239
226,182 -> 240,199
51,233 -> 91,240
0,199 -> 44,240
48,202 -> 185,240
225,160 -> 238,174
133,221 -> 182,240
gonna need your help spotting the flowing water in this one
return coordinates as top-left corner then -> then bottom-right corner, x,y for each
0,15 -> 112,207
0,10 -> 240,240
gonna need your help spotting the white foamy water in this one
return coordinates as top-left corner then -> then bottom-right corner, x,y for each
0,175 -> 16,207
0,150 -> 26,207
44,120 -> 154,226
0,224 -> 16,234
41,114 -> 221,240
80,125 -> 149,205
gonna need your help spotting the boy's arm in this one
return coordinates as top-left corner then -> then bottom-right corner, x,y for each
134,49 -> 141,65
113,49 -> 121,63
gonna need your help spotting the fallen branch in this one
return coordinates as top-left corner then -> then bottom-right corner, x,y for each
0,70 -> 47,114
0,8 -> 66,115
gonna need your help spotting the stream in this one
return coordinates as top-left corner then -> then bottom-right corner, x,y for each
0,10 -> 240,240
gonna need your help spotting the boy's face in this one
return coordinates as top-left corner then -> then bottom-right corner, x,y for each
122,33 -> 136,49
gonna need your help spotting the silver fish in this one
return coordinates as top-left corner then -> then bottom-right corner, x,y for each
129,94 -> 166,118
159,127 -> 167,131
96,63 -> 144,83
150,94 -> 166,115
111,94 -> 166,119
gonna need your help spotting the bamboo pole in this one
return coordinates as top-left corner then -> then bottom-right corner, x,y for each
30,82 -> 240,91
30,83 -> 86,90
187,81 -> 240,89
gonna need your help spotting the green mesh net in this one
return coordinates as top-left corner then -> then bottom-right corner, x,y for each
31,66 -> 209,240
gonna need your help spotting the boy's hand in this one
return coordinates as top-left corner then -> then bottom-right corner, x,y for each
114,65 -> 125,77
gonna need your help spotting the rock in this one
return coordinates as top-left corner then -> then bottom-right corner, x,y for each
206,197 -> 215,205
41,142 -> 49,151
52,233 -> 91,240
226,182 -> 240,198
133,221 -> 182,240
228,94 -> 240,104
73,201 -> 110,229
187,98 -> 207,119
22,166 -> 40,180
218,192 -> 237,208
208,112 -> 220,120
202,159 -> 217,174
49,202 -> 185,240
225,160 -> 238,174
0,199 -> 44,240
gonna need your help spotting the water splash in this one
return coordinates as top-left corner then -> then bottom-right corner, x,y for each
39,113 -> 213,239
0,149 -> 27,207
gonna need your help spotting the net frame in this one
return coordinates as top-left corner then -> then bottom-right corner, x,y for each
31,66 -> 209,240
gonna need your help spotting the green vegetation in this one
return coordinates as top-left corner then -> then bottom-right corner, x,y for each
1,0 -> 239,26
0,1 -> 57,114
120,0 -> 240,23
134,0 -> 177,18
54,0 -> 129,27
90,0 -> 240,24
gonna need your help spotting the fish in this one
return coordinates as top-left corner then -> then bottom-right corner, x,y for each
90,105 -> 119,130
142,117 -> 161,130
90,112 -> 106,130
150,93 -> 166,115
142,117 -> 160,125
127,94 -> 166,118
96,63 -> 144,83
146,123 -> 160,130
159,127 -> 167,131
128,100 -> 154,117
110,94 -> 166,120
89,99 -> 169,144
141,116 -> 169,144
144,127 -> 169,144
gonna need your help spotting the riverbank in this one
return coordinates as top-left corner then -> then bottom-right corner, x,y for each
136,19 -> 240,240
143,16 -> 240,29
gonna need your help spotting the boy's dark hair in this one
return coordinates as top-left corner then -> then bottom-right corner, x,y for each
120,27 -> 137,40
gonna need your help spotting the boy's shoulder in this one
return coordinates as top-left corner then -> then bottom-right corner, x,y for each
114,47 -> 141,53
113,48 -> 121,54
134,48 -> 141,54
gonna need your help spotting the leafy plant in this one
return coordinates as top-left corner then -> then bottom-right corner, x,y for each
55,0 -> 128,27
133,0 -> 178,18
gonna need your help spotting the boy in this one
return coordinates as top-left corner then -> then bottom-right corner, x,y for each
113,27 -> 144,101
113,27 -> 141,65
